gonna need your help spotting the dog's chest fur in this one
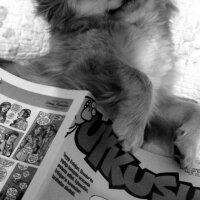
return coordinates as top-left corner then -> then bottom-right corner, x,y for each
113,0 -> 176,92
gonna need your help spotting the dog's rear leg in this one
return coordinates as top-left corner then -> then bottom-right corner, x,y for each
157,90 -> 200,168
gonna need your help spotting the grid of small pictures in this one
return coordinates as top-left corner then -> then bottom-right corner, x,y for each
0,96 -> 66,200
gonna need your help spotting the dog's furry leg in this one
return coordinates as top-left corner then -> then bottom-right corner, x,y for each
156,90 -> 200,168
56,57 -> 153,153
111,62 -> 153,153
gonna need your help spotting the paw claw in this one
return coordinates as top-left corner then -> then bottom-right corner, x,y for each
120,134 -> 143,154
113,121 -> 145,155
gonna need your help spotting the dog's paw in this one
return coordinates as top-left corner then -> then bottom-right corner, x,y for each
174,124 -> 200,169
116,125 -> 144,154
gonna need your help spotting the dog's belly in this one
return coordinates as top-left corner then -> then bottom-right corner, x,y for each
124,36 -> 174,91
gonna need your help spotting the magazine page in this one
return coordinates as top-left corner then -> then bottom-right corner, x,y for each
1,68 -> 200,200
40,107 -> 200,200
0,69 -> 89,200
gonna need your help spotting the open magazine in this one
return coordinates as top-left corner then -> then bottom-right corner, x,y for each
0,68 -> 199,200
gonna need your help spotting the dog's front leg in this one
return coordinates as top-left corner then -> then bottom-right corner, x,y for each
62,58 -> 153,154
110,63 -> 153,154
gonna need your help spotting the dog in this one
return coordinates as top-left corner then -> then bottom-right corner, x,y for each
1,0 -> 200,169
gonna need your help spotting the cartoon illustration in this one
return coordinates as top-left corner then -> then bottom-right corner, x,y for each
66,96 -> 96,137
0,158 -> 15,191
37,124 -> 56,161
14,124 -> 45,162
10,109 -> 31,131
0,126 -> 23,158
6,104 -> 23,121
0,131 -> 20,157
0,164 -> 37,200
4,187 -> 18,200
0,167 -> 7,182
14,112 -> 64,165
0,158 -> 14,168
0,102 -> 11,124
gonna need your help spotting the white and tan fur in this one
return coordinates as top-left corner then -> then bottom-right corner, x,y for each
1,0 -> 200,168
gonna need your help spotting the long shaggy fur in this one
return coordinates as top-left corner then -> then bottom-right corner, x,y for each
2,0 -> 200,168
